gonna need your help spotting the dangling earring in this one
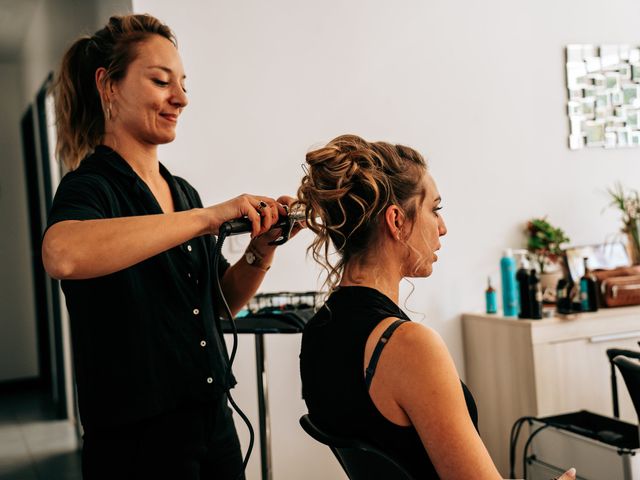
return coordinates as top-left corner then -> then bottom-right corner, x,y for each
106,101 -> 112,121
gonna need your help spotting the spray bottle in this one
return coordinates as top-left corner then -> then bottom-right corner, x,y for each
500,249 -> 518,317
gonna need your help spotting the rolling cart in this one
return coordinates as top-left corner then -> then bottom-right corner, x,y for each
526,411 -> 639,479
522,347 -> 640,479
221,292 -> 322,480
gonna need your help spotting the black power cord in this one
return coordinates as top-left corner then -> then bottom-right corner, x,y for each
213,229 -> 254,480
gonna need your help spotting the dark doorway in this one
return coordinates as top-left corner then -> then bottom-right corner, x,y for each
20,73 -> 69,419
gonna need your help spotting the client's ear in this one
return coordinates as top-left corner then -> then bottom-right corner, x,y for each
384,205 -> 405,240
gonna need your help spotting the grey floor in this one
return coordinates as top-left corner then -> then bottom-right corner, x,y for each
0,389 -> 82,480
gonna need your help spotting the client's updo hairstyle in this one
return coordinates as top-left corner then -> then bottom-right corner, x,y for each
296,134 -> 427,291
54,14 -> 176,170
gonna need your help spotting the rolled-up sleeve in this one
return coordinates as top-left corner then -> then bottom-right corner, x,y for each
45,173 -> 111,235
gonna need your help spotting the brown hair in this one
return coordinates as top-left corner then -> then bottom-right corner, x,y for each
296,134 -> 427,291
54,14 -> 176,170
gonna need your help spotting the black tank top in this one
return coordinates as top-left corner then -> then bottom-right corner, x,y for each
299,286 -> 479,479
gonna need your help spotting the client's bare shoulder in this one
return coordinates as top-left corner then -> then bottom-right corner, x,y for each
365,318 -> 453,386
364,318 -> 453,426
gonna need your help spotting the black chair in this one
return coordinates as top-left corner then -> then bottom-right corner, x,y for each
612,355 -> 640,422
606,348 -> 640,418
299,414 -> 416,480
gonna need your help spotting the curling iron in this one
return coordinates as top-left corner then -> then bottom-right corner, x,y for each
218,205 -> 306,245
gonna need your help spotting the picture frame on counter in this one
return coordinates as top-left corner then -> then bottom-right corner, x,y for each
564,242 -> 630,281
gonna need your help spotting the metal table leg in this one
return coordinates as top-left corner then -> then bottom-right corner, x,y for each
255,333 -> 272,480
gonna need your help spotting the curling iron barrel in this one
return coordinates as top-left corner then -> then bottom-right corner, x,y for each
218,205 -> 306,245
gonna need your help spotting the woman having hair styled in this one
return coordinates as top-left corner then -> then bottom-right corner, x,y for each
297,135 -> 575,480
43,14 -> 296,480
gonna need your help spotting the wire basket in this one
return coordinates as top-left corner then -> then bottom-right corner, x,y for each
246,291 -> 324,315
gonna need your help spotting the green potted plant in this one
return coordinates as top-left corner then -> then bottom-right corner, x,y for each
607,182 -> 640,265
526,217 -> 571,293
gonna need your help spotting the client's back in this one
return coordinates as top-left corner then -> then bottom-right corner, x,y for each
300,285 -> 449,479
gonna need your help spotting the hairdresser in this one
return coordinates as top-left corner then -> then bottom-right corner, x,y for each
42,14 -> 296,480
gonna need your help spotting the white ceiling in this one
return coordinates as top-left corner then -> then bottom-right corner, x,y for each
0,0 -> 39,62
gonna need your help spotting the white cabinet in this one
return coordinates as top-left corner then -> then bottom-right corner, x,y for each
462,307 -> 640,477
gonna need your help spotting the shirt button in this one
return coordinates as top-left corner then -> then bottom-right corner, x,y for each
193,308 -> 200,315
187,245 -> 192,252
200,340 -> 207,347
206,377 -> 213,384
187,273 -> 191,278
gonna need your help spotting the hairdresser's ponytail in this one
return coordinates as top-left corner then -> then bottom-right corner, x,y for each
55,36 -> 105,170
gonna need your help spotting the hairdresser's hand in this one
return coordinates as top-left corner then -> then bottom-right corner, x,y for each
553,467 -> 576,480
205,194 -> 286,237
250,196 -> 304,251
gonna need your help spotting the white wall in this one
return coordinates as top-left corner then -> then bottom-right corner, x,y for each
0,62 -> 38,382
134,1 -> 640,478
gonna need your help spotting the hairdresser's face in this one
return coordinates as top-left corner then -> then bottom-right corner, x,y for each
109,35 -> 188,145
404,172 -> 447,278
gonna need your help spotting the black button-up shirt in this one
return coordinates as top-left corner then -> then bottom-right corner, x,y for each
46,145 -> 235,432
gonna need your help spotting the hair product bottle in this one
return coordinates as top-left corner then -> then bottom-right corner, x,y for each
580,257 -> 599,312
529,268 -> 543,319
556,258 -> 574,315
500,249 -> 518,317
556,277 -> 571,314
485,276 -> 497,314
515,250 -> 532,319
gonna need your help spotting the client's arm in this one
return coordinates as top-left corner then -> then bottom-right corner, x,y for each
366,319 -> 501,479
365,319 -> 575,480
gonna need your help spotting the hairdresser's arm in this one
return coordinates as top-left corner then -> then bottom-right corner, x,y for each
381,322 -> 502,479
219,240 -> 277,317
42,194 -> 276,280
220,195 -> 300,316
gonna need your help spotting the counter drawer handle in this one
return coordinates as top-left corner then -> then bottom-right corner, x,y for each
589,331 -> 640,343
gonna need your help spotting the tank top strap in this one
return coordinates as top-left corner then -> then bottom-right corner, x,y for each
364,319 -> 408,390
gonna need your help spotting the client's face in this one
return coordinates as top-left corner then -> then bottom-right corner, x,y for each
404,172 -> 447,278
